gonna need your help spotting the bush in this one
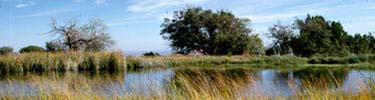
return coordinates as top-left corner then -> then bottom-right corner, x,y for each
346,57 -> 360,64
143,51 -> 161,57
0,46 -> 13,55
45,41 -> 64,52
19,45 -> 45,53
308,57 -> 321,64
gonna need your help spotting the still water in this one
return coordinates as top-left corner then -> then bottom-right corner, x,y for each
0,67 -> 375,97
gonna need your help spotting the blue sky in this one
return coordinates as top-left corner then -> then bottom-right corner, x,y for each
0,0 -> 374,55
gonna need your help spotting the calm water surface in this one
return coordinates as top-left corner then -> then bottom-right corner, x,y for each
1,67 -> 375,97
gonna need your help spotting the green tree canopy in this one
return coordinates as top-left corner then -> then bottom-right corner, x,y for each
292,15 -> 349,57
267,21 -> 296,55
346,33 -> 375,54
143,51 -> 161,57
45,41 -> 65,52
19,45 -> 45,53
0,46 -> 13,55
161,7 -> 263,55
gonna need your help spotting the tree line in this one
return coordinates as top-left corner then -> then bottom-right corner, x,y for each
1,7 -> 374,57
161,7 -> 375,57
266,15 -> 375,57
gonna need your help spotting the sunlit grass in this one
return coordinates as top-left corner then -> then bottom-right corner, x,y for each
1,69 -> 375,100
127,54 -> 375,68
0,51 -> 126,73
126,55 -> 309,68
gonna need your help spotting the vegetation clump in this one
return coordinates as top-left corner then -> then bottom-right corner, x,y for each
0,51 -> 125,73
19,45 -> 45,53
0,46 -> 13,55
143,51 -> 161,57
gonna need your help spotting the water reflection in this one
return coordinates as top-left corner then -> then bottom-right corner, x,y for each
0,67 -> 374,97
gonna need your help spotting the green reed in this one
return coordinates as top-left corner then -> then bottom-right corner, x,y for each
127,54 -> 375,68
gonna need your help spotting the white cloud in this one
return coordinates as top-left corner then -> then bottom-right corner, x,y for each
74,0 -> 85,3
15,2 -> 35,8
237,1 -> 354,24
23,9 -> 73,17
128,0 -> 207,12
108,0 -> 208,26
95,0 -> 106,4
365,4 -> 375,9
245,12 -> 305,24
73,0 -> 107,5
108,12 -> 159,26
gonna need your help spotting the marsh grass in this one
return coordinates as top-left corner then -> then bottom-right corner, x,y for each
308,54 -> 375,64
126,55 -> 309,68
127,54 -> 375,68
0,52 -> 126,73
1,69 -> 375,100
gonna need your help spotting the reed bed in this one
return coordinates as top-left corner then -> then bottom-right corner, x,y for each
0,52 -> 126,73
308,54 -> 375,64
1,69 -> 375,100
126,55 -> 308,68
127,54 -> 375,68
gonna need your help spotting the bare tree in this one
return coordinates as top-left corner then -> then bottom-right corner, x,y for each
48,17 -> 114,51
268,21 -> 296,55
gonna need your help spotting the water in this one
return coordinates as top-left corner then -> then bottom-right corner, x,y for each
0,67 -> 375,97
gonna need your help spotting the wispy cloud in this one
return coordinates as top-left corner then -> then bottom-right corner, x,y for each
20,5 -> 96,18
237,1 -> 354,24
15,2 -> 35,8
95,0 -> 107,4
108,0 -> 207,26
365,4 -> 375,9
108,12 -> 158,26
73,0 -> 107,5
74,0 -> 85,3
22,9 -> 74,17
245,12 -> 305,24
128,0 -> 207,13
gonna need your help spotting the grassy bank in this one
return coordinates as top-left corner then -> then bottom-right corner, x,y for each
2,52 -> 375,73
0,52 -> 126,73
127,54 -> 375,68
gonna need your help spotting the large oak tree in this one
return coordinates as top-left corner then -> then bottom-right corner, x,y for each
161,7 -> 263,55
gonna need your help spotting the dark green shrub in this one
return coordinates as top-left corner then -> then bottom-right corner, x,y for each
347,57 -> 360,64
143,51 -> 161,57
308,57 -> 321,64
19,45 -> 45,53
0,46 -> 13,55
79,56 -> 97,71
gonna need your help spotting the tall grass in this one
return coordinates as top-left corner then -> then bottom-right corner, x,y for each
127,55 -> 309,68
127,54 -> 375,68
0,51 -> 126,73
1,69 -> 375,100
308,54 -> 375,64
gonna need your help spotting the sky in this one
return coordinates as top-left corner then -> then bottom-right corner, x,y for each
0,0 -> 374,55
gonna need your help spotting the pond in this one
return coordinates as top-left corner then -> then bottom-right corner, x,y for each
1,67 -> 375,98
